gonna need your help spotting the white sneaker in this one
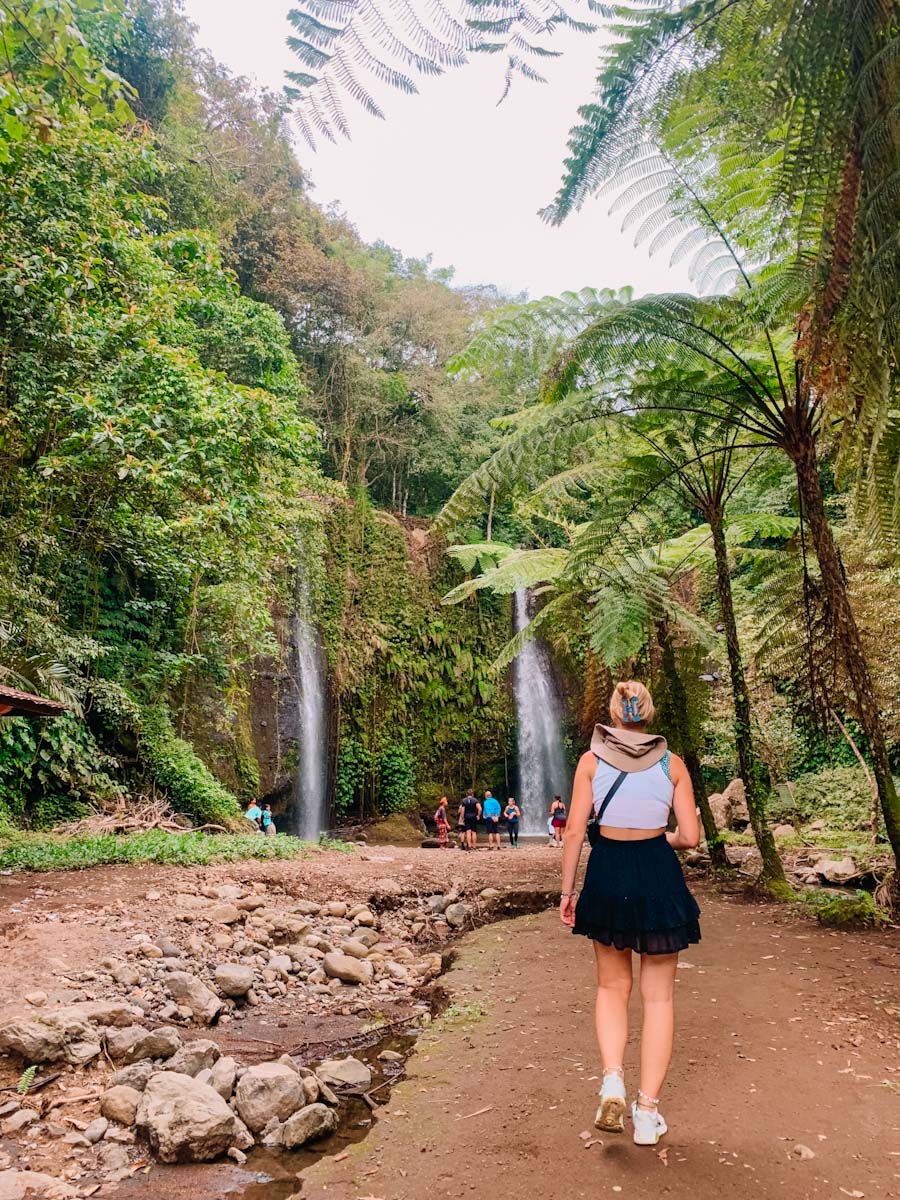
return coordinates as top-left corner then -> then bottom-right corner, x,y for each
631,1101 -> 668,1145
594,1073 -> 626,1132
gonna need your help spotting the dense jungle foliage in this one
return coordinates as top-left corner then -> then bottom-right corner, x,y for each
0,0 -> 516,833
1,0 -> 898,893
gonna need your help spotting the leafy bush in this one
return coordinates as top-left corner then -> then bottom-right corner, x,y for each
334,736 -> 371,820
802,888 -> 888,928
140,707 -> 240,826
776,766 -> 882,830
0,715 -> 120,829
377,743 -> 416,814
0,829 -> 339,872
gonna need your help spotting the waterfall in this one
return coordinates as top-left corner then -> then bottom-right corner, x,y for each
291,573 -> 327,840
512,589 -> 570,835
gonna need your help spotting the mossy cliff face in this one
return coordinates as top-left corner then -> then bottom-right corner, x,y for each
180,497 -> 514,829
315,498 -> 515,824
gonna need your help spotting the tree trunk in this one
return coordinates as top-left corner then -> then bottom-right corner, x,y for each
790,434 -> 900,873
656,621 -> 727,870
708,505 -> 789,890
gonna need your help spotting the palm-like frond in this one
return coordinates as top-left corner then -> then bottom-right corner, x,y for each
287,0 -> 599,146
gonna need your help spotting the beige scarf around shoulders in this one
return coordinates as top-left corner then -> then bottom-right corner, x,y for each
590,724 -> 668,772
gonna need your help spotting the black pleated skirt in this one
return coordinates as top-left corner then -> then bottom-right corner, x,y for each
573,834 -> 701,955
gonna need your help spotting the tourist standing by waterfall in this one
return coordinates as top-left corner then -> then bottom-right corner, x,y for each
549,794 -> 567,844
504,798 -> 521,848
559,681 -> 701,1147
458,789 -> 481,850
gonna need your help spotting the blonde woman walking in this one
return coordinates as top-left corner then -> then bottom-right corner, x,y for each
559,681 -> 701,1145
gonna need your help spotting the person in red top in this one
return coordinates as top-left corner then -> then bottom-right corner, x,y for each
434,796 -> 450,849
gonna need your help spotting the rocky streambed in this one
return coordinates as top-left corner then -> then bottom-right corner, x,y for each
0,871 -> 527,1198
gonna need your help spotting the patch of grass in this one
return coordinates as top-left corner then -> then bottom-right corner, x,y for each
0,829 -> 352,873
800,888 -> 888,928
438,1001 -> 485,1027
721,829 -> 884,858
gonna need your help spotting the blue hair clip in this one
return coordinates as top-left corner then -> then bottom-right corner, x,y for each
622,695 -> 641,722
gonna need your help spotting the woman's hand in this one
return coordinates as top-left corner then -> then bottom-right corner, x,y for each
559,894 -> 577,927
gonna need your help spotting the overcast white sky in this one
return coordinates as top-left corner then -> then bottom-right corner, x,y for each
182,0 -> 692,299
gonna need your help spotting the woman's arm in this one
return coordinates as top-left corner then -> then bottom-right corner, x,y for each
666,755 -> 701,850
559,752 -> 596,927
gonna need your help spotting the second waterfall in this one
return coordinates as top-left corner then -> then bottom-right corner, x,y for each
291,571 -> 327,841
512,589 -> 571,835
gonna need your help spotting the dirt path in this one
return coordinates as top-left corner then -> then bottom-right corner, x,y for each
299,890 -> 900,1200
0,850 -> 898,1199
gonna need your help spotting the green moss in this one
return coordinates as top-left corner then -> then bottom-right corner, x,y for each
801,888 -> 888,928
140,706 -> 241,826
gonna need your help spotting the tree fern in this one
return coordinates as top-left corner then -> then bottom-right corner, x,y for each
287,0 -> 600,145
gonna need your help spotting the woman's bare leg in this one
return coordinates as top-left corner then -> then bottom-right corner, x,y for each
593,942 -> 633,1070
638,953 -> 679,1105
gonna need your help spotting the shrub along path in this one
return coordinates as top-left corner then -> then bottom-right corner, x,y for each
298,891 -> 900,1200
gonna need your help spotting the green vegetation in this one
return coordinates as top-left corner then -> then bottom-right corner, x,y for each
139,708 -> 240,827
0,829 -> 333,873
0,0 -> 513,834
801,889 -> 888,930
0,0 -> 897,898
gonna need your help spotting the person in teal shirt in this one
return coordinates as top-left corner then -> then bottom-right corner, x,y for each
244,801 -> 262,832
483,791 -> 501,850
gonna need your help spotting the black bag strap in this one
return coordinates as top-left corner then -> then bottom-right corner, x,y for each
593,760 -> 629,822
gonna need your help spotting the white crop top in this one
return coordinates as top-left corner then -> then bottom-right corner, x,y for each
591,753 -> 674,829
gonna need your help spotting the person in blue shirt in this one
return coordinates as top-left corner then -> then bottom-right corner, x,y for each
483,790 -> 501,850
504,798 -> 521,848
261,803 -> 276,838
244,801 -> 263,833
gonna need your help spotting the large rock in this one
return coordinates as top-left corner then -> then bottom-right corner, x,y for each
339,939 -> 371,960
0,1170 -> 77,1198
206,903 -> 242,925
815,856 -> 861,884
280,1103 -> 338,1149
165,973 -> 222,1025
208,1055 -> 237,1100
233,1062 -> 304,1134
723,778 -> 749,826
100,1085 -> 142,1126
105,1025 -> 145,1060
322,952 -> 373,985
315,1056 -> 371,1089
111,1060 -> 154,1092
444,902 -> 469,928
136,1072 -> 239,1163
0,1001 -> 134,1065
214,963 -> 255,998
125,1026 -> 181,1063
164,1039 -> 220,1077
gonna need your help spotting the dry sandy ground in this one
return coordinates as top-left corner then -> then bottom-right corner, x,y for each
0,845 -> 898,1200
299,892 -> 900,1200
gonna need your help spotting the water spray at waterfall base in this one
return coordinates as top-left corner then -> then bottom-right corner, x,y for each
512,590 -> 571,835
292,574 -> 327,841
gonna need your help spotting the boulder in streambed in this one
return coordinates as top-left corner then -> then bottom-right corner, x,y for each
444,902 -> 469,929
136,1072 -> 240,1162
217,960 -> 259,998
100,1085 -> 142,1127
315,1056 -> 372,1089
233,1062 -> 304,1133
163,1039 -> 220,1077
125,1026 -> 181,1063
281,1103 -> 338,1148
322,952 -> 373,985
0,1001 -> 133,1065
165,973 -> 222,1025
